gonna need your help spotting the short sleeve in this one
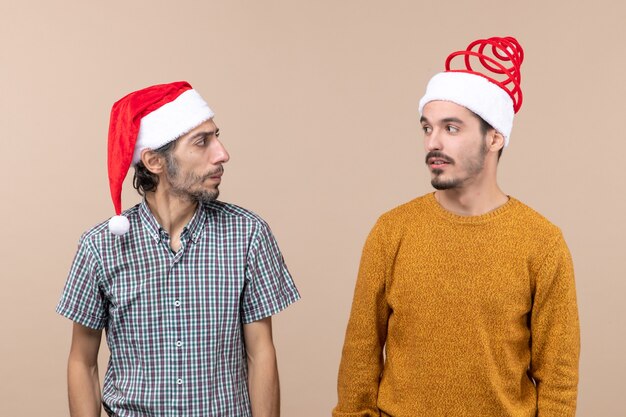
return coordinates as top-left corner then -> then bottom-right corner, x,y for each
241,222 -> 300,324
56,235 -> 109,329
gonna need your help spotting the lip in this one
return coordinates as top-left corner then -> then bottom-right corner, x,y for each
207,168 -> 224,180
428,158 -> 451,169
203,172 -> 222,182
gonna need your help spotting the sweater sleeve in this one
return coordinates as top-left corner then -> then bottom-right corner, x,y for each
333,219 -> 392,417
529,233 -> 580,417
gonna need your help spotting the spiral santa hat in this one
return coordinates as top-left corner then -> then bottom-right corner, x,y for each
107,81 -> 214,236
419,36 -> 524,146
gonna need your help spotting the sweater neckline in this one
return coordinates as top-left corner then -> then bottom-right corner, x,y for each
425,192 -> 518,224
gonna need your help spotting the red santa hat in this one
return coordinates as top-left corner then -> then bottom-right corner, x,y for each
419,36 -> 524,146
107,81 -> 214,235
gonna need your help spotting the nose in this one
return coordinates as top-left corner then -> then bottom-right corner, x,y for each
424,128 -> 443,152
212,138 -> 230,164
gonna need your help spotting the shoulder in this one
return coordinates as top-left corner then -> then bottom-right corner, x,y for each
204,201 -> 285,253
509,200 -> 576,286
376,194 -> 433,228
361,194 -> 434,243
506,198 -> 571,271
78,204 -> 142,250
203,200 -> 272,230
508,197 -> 563,240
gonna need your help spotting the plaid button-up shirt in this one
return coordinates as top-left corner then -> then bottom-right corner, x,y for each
57,200 -> 300,417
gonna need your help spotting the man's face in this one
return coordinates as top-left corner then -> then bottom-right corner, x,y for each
164,119 -> 230,204
420,101 -> 489,190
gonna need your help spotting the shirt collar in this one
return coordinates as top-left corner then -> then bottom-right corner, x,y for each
183,203 -> 206,243
139,200 -> 206,244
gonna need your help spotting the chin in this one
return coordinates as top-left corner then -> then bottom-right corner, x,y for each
432,183 -> 451,190
431,177 -> 460,190
197,190 -> 219,204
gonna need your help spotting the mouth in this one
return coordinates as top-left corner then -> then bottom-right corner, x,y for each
426,152 -> 453,170
427,158 -> 451,169
203,167 -> 224,181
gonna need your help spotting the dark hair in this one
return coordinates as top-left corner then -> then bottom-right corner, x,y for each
132,140 -> 177,196
475,114 -> 504,160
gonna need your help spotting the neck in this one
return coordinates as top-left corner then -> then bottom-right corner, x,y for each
145,189 -> 198,239
434,163 -> 508,216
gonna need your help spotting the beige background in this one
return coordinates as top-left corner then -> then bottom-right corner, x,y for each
1,1 -> 625,416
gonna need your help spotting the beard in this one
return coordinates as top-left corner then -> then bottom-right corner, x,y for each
431,175 -> 461,190
165,153 -> 221,204
429,140 -> 489,190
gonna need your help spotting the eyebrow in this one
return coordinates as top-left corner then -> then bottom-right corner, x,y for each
187,128 -> 219,141
420,116 -> 465,125
441,117 -> 464,125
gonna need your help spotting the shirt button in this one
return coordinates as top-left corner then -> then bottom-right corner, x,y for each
176,340 -> 183,347
176,378 -> 183,385
174,300 -> 181,307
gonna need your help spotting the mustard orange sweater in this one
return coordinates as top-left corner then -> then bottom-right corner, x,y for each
333,193 -> 579,417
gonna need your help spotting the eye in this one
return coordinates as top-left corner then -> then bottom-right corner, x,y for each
422,125 -> 432,134
195,137 -> 207,146
446,125 -> 459,133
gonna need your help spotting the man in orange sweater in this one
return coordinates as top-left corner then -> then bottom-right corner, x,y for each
333,37 -> 580,417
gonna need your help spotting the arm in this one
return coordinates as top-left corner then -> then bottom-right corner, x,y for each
67,322 -> 103,417
529,234 -> 580,417
244,317 -> 280,417
333,220 -> 391,417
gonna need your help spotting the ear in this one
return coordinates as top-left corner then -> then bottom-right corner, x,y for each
486,130 -> 505,154
140,148 -> 166,175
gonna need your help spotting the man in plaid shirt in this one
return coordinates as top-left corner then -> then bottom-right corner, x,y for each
57,81 -> 300,417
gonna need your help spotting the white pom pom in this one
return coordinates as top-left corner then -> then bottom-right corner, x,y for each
109,215 -> 130,236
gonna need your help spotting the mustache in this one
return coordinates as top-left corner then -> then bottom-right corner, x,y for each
425,151 -> 455,165
201,166 -> 224,180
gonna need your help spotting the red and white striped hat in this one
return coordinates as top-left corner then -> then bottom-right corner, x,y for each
107,81 -> 214,235
419,36 -> 524,146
